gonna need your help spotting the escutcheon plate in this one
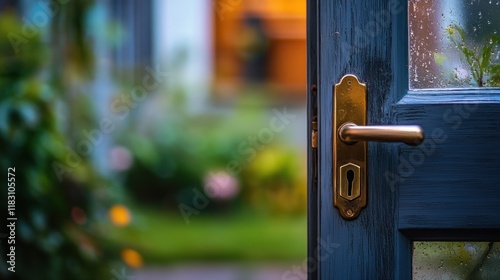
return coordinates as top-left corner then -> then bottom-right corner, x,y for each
333,75 -> 367,220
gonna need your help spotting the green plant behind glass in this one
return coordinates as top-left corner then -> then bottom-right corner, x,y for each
446,24 -> 500,87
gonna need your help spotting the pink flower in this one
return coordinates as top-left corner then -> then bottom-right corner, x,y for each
203,171 -> 240,200
109,146 -> 133,171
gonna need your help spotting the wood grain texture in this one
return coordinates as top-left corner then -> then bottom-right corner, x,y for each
314,0 -> 500,278
396,103 -> 500,233
317,0 -> 405,279
307,0 -> 319,279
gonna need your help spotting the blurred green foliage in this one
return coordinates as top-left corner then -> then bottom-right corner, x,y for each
0,8 -> 120,280
118,91 -> 306,215
0,2 -> 306,278
444,24 -> 500,87
243,147 -> 306,214
103,205 -> 306,264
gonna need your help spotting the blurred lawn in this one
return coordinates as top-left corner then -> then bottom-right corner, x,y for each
102,206 -> 306,264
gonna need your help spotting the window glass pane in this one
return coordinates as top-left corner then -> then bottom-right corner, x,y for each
409,0 -> 500,89
413,242 -> 500,279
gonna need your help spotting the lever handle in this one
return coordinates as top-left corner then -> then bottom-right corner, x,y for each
332,74 -> 426,220
339,122 -> 425,146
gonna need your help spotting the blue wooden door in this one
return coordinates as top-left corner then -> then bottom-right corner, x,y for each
307,0 -> 500,279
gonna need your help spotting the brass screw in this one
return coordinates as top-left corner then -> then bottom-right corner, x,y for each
346,209 -> 354,217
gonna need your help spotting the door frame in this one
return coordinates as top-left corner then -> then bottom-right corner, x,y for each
308,0 -> 500,279
306,0 -> 319,279
305,0 -> 417,278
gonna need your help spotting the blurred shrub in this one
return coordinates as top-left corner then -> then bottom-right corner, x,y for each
242,147 -> 306,214
0,11 -> 119,280
117,91 -> 306,215
119,93 -> 257,209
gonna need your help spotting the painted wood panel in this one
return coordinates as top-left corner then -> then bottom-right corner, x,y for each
312,0 -> 500,278
315,0 -> 407,279
396,103 -> 500,232
311,0 -> 500,279
307,0 -> 319,279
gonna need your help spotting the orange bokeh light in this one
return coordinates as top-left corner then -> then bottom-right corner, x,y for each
108,204 -> 131,227
121,249 -> 143,268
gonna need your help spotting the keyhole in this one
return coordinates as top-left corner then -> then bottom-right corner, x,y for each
347,169 -> 355,197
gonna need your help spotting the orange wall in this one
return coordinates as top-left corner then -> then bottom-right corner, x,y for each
213,0 -> 306,97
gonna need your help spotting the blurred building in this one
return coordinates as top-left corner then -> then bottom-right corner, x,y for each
2,0 -> 306,105
212,0 -> 306,101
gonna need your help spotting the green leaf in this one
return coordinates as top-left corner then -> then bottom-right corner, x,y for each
434,52 -> 448,66
487,64 -> 500,86
480,37 -> 494,71
459,46 -> 476,66
453,24 -> 467,42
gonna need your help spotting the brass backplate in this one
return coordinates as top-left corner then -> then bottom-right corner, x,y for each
333,75 -> 367,220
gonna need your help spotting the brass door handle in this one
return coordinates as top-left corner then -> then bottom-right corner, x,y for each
332,75 -> 426,220
338,123 -> 425,146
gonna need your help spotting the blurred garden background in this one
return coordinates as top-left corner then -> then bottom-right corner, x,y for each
0,0 -> 308,279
